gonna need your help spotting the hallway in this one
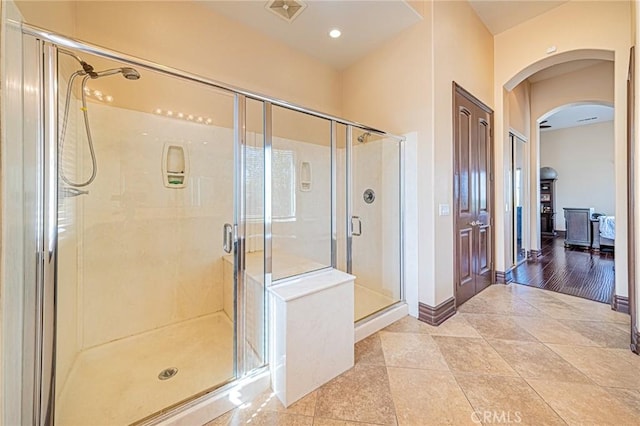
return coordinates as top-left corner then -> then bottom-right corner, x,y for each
209,284 -> 635,425
511,236 -> 615,304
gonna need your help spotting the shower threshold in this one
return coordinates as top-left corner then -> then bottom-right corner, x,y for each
55,312 -> 234,425
354,283 -> 397,322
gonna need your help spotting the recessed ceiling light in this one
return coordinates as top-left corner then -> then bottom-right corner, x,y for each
329,29 -> 341,39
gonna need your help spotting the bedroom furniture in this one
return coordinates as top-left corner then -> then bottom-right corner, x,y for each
540,179 -> 557,236
564,208 -> 594,248
591,216 -> 615,250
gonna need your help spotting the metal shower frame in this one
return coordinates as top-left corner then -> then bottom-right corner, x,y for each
18,21 -> 406,425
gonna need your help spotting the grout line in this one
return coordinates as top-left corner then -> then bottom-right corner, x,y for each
520,376 -> 570,425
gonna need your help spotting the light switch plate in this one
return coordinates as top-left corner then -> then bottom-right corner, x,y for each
439,204 -> 450,216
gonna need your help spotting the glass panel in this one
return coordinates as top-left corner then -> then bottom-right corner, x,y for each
243,98 -> 266,371
271,106 -> 332,280
54,49 -> 237,424
514,135 -> 527,263
351,128 -> 402,321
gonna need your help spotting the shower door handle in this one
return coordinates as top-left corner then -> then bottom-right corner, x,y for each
351,216 -> 362,237
223,223 -> 233,253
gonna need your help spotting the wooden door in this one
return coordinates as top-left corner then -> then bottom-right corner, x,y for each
454,83 -> 493,306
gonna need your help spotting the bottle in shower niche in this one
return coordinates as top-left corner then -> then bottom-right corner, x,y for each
162,142 -> 189,188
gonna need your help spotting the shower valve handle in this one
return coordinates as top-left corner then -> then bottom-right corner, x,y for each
351,216 -> 362,237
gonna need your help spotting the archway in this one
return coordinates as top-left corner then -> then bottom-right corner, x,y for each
499,52 -> 626,305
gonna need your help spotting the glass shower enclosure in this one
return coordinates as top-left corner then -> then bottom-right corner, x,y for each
20,23 -> 405,425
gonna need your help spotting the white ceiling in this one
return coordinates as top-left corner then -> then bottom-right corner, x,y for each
468,0 -> 567,35
203,0 -> 422,69
540,104 -> 614,132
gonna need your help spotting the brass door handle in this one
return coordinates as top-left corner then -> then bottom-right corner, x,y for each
468,221 -> 485,227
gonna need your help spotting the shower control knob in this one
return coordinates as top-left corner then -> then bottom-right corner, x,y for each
363,189 -> 375,204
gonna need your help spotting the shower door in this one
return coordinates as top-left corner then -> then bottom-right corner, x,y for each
31,41 -> 265,425
348,128 -> 403,321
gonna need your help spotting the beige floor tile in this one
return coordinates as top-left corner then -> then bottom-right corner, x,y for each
427,315 -> 482,338
546,344 -> 640,390
355,333 -> 386,366
461,313 -> 538,341
610,320 -> 632,333
516,296 -> 589,321
379,331 -> 449,370
487,339 -> 591,383
513,316 -> 599,346
604,387 -> 640,417
313,419 -> 380,426
527,379 -> 639,425
312,419 -> 380,426
455,374 -> 565,425
383,315 -> 435,334
432,336 -> 517,376
247,390 -> 318,417
388,367 -> 476,425
610,348 -> 640,366
546,293 -> 631,324
207,408 -> 314,426
562,319 -> 630,348
508,283 -> 551,297
315,364 -> 397,425
457,295 -> 544,317
383,314 -> 480,338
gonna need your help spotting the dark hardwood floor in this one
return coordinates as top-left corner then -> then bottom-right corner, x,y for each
511,236 -> 615,304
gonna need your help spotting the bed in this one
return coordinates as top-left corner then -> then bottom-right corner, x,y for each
591,215 -> 615,251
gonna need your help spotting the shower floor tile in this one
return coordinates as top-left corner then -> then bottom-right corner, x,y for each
355,284 -> 397,322
55,312 -> 234,426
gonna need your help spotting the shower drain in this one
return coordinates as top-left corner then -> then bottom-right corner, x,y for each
158,367 -> 179,381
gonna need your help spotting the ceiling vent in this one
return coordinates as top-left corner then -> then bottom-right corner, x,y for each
266,0 -> 307,23
577,116 -> 598,123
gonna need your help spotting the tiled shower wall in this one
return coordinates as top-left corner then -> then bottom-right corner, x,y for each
351,139 -> 401,299
60,102 -> 332,350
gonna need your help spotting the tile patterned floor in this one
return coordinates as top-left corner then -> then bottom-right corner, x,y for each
207,284 -> 638,426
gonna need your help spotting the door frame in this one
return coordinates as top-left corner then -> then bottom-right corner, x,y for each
452,82 -> 495,306
628,46 -> 638,353
511,132 -> 529,268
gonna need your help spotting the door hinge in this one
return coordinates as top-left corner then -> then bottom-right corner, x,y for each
490,172 -> 494,182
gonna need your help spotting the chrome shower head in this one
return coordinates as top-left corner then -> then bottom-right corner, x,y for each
357,132 -> 371,143
92,67 -> 141,80
121,67 -> 141,80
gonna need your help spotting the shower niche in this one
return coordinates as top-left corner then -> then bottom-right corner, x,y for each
162,142 -> 189,188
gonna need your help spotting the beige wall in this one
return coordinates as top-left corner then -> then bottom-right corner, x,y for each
509,81 -> 531,139
15,0 -> 75,35
432,0 -> 494,304
540,121 -> 615,230
530,62 -> 614,120
342,2 -> 434,305
529,60 -> 614,247
344,0 -> 493,306
494,0 -> 631,298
